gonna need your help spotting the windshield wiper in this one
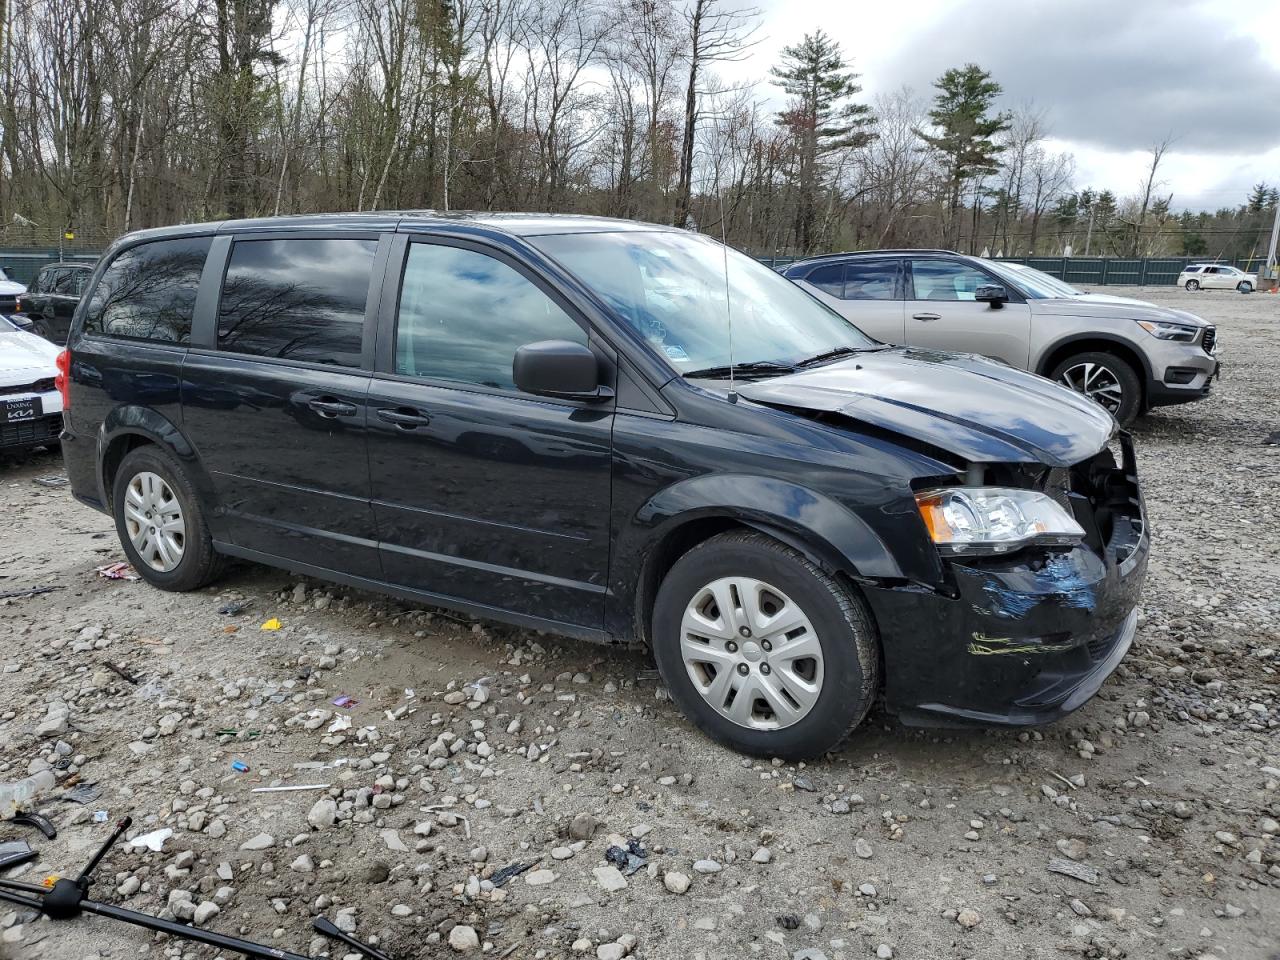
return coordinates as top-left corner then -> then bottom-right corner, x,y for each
795,345 -> 883,368
682,360 -> 796,379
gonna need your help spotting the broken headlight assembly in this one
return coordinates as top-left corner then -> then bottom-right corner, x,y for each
1135,319 -> 1197,342
915,487 -> 1084,556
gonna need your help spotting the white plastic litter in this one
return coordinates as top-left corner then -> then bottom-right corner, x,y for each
128,827 -> 173,852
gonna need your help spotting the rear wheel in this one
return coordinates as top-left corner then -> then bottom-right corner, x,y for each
1238,281 -> 1253,294
1051,351 -> 1142,426
112,445 -> 225,591
652,530 -> 879,759
1184,279 -> 1200,291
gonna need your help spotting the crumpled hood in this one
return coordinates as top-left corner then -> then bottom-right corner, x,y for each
1032,293 -> 1209,327
0,330 -> 59,384
737,347 -> 1115,468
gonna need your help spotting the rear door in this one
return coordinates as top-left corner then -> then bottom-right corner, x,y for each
180,232 -> 387,577
365,234 -> 614,631
904,258 -> 1031,367
797,259 -> 906,344
46,268 -> 83,343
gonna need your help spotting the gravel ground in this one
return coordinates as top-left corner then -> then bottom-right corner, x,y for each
1,285 -> 1277,960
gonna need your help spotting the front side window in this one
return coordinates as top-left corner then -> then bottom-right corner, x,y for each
217,238 -> 376,368
395,243 -> 586,391
531,231 -> 874,372
844,261 -> 899,300
910,260 -> 991,301
84,237 -> 211,343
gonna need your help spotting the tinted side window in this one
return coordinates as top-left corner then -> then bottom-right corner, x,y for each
395,243 -> 586,392
217,238 -> 376,368
84,237 -> 211,343
844,261 -> 898,300
804,263 -> 845,297
910,260 -> 990,301
51,269 -> 74,294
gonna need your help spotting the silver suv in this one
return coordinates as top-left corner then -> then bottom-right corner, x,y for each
782,251 -> 1219,425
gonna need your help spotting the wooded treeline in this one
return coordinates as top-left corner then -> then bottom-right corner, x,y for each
0,0 -> 1272,261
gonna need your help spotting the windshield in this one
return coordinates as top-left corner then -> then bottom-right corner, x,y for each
985,260 -> 1081,298
531,231 -> 875,374
0,315 -> 16,332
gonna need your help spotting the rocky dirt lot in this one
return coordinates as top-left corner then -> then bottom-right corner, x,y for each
1,285 -> 1277,960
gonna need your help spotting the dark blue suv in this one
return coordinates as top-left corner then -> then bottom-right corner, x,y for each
57,213 -> 1148,758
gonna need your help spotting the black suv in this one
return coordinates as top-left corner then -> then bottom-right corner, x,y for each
58,214 -> 1148,758
16,261 -> 95,344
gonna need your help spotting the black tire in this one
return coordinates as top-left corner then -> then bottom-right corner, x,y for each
112,445 -> 226,591
1050,350 -> 1143,426
652,530 -> 879,759
1185,279 -> 1199,291
1238,281 -> 1253,294
31,319 -> 54,342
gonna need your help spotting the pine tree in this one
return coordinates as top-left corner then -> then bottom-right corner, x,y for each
917,64 -> 1010,249
1247,182 -> 1271,213
771,31 -> 875,253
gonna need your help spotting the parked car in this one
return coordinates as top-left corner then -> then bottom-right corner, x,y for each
14,261 -> 95,344
783,250 -> 1218,425
58,214 -> 1148,758
0,267 -> 27,321
1177,263 -> 1256,293
0,313 -> 63,453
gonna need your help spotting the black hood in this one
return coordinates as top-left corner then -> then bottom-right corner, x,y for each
736,347 -> 1116,468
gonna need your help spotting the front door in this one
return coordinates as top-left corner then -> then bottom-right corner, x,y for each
904,258 -> 1031,368
181,234 -> 385,577
366,236 -> 614,631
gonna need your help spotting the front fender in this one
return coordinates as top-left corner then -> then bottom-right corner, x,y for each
630,473 -> 904,580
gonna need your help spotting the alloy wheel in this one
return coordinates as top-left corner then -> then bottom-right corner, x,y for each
1185,280 -> 1199,291
123,471 -> 186,572
678,576 -> 823,731
1059,361 -> 1124,415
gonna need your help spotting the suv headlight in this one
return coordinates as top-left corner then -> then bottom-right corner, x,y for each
915,487 -> 1084,555
1136,319 -> 1197,342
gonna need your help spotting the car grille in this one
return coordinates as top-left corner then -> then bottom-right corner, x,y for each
1201,327 -> 1216,354
0,414 -> 61,448
0,296 -> 17,314
1086,632 -> 1115,662
0,378 -> 55,397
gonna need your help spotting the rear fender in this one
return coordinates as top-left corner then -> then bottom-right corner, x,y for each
97,407 -> 219,521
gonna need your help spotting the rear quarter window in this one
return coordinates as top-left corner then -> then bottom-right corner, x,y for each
83,237 -> 212,343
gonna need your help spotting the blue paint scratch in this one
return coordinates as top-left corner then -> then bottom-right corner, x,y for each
980,553 -> 1097,619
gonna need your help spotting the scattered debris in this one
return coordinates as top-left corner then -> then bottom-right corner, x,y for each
217,599 -> 253,615
259,617 -> 282,631
0,584 -> 61,600
230,760 -> 249,773
250,784 -> 330,793
32,475 -> 69,487
1047,857 -> 1100,885
127,827 -> 172,852
490,861 -> 538,888
331,694 -> 359,709
605,838 -> 648,876
95,562 -> 139,581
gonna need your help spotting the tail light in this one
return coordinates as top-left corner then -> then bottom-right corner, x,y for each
55,349 -> 70,409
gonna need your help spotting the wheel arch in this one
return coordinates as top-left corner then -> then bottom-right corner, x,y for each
620,475 -> 903,646
97,408 -> 216,519
1036,335 -> 1152,404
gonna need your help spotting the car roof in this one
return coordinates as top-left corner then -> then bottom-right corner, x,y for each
41,262 -> 94,270
783,249 -> 967,274
112,212 -> 681,246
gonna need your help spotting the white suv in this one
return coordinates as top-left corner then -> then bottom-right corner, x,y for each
1178,264 -> 1256,293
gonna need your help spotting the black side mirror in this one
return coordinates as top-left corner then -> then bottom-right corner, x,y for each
513,340 -> 608,400
975,284 -> 1008,307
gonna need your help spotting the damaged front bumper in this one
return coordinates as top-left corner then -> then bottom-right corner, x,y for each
866,435 -> 1149,727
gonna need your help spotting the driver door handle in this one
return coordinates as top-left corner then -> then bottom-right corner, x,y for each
912,312 -> 941,321
377,407 -> 432,429
307,397 -> 357,418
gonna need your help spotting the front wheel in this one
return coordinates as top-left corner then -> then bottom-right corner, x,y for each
1185,279 -> 1200,291
652,531 -> 879,759
1051,351 -> 1142,426
1238,281 -> 1253,294
112,445 -> 225,591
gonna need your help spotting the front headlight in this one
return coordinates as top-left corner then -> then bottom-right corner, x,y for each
1135,319 -> 1197,342
915,487 -> 1084,555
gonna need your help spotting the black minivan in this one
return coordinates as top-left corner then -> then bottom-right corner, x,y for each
58,213 -> 1148,758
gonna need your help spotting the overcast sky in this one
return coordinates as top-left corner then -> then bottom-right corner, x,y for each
718,0 -> 1280,212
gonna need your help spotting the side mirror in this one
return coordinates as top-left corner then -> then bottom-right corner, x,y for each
975,284 -> 1008,307
513,340 -> 607,400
